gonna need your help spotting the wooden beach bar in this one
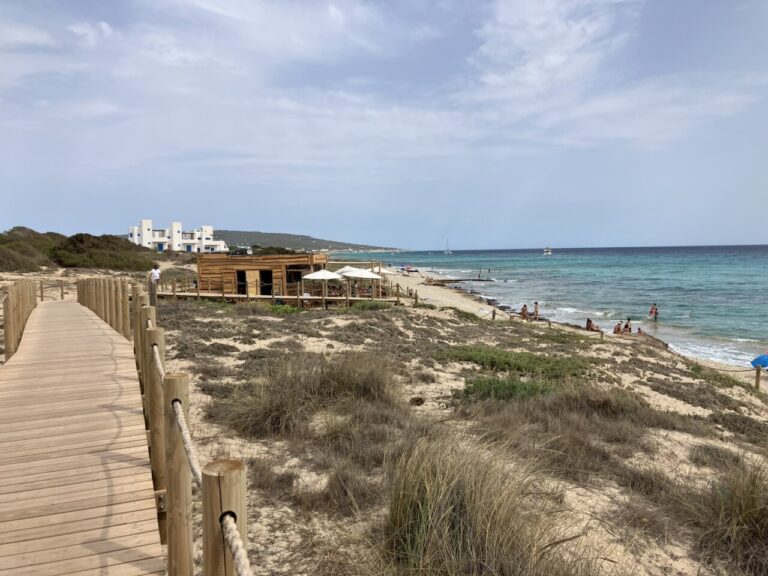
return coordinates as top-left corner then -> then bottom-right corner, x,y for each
197,252 -> 329,297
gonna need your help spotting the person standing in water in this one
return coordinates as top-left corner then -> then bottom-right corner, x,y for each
533,301 -> 540,321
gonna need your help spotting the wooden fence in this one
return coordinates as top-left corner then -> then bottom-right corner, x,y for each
2,280 -> 38,359
76,278 -> 253,576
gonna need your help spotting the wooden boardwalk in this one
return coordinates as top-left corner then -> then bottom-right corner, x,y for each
0,301 -> 165,575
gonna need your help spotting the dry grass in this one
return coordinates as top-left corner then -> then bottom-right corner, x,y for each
463,385 -> 708,482
616,459 -> 768,575
387,436 -> 614,576
209,352 -> 398,437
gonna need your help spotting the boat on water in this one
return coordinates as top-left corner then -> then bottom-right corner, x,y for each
543,247 -> 552,256
444,239 -> 453,255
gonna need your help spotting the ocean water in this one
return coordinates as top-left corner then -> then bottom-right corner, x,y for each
343,246 -> 768,367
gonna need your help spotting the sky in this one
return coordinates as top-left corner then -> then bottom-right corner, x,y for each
1,0 -> 767,250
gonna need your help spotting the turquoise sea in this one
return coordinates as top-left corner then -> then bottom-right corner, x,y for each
344,246 -> 768,367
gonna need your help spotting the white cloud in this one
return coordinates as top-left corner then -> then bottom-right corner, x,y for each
0,23 -> 56,47
68,21 -> 113,47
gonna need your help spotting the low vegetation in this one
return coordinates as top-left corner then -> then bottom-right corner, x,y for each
388,437 -> 607,576
156,298 -> 767,576
0,226 -> 156,271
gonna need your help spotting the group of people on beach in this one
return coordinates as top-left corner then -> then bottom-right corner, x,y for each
519,301 -> 540,321
586,303 -> 660,335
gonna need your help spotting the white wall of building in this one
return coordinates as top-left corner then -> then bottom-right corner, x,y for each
127,219 -> 228,253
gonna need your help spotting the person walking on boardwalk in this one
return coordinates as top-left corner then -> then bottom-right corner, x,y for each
149,263 -> 160,306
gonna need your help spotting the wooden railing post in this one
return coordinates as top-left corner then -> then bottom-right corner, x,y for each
121,280 -> 132,340
756,366 -> 762,391
110,279 -> 119,333
60,280 -> 65,300
146,326 -> 168,543
203,460 -> 247,576
39,280 -> 44,302
396,284 -> 400,305
165,373 -> 193,576
173,278 -> 177,299
3,289 -> 13,359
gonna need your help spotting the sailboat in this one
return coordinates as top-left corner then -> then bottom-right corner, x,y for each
543,247 -> 552,256
444,239 -> 453,255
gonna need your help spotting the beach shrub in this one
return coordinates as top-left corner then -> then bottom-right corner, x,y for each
0,226 -> 64,271
452,375 -> 554,404
413,302 -> 437,310
443,345 -> 594,380
387,437 -> 604,576
50,233 -> 154,270
349,300 -> 392,312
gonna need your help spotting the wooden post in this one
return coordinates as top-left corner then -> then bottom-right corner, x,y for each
121,280 -> 132,340
135,295 -> 151,391
197,278 -> 201,300
414,290 -> 419,306
165,373 -> 193,576
39,280 -> 44,302
492,309 -> 496,321
173,278 -> 177,299
221,275 -> 226,302
203,460 -> 247,576
396,284 -> 400,305
207,276 -> 211,294
114,279 -> 122,334
3,291 -> 13,359
756,366 -> 762,391
60,280 -> 64,300
322,281 -> 327,310
346,280 -> 350,307
110,279 -> 120,333
146,326 -> 168,543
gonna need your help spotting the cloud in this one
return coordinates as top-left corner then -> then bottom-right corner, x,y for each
0,23 -> 56,47
68,21 -> 113,47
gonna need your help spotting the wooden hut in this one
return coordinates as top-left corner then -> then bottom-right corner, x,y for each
197,253 -> 329,296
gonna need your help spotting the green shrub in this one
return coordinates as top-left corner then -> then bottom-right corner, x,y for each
350,300 -> 392,312
453,375 -> 554,404
50,233 -> 154,270
443,345 -> 593,380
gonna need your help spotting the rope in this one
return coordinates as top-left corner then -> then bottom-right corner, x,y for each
172,400 -> 203,487
151,344 -> 165,381
221,514 -> 254,576
704,365 -> 757,373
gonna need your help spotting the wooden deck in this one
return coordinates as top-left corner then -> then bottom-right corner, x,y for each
0,301 -> 164,575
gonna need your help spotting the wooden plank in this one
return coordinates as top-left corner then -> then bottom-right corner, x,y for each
0,472 -> 151,505
0,498 -> 155,540
0,521 -> 161,563
0,485 -> 156,523
0,457 -> 150,492
0,507 -> 158,545
0,445 -> 149,479
0,300 -> 163,575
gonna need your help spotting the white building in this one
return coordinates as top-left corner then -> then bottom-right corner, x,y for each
128,219 -> 229,253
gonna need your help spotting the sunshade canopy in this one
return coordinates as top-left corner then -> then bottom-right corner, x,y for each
303,270 -> 343,281
339,267 -> 382,280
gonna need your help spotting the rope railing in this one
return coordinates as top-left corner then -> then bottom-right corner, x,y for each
171,399 -> 203,487
127,281 -> 253,576
221,514 -> 254,576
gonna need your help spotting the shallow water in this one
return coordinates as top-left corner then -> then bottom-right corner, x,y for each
345,245 -> 768,366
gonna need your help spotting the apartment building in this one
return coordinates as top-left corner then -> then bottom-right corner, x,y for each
128,219 -> 228,253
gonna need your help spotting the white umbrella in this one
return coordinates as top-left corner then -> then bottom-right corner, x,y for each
339,268 -> 382,280
304,270 -> 343,280
333,265 -> 359,275
303,269 -> 343,308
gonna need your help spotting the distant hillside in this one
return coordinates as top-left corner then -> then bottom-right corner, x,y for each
217,230 -> 395,252
0,226 -> 156,272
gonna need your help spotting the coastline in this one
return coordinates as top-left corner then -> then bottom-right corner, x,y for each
389,268 -> 758,385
